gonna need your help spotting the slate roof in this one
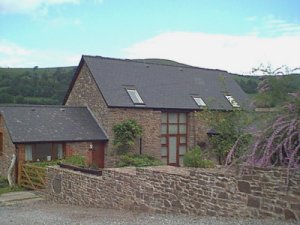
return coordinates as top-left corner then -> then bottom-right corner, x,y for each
66,55 -> 250,110
0,105 -> 108,143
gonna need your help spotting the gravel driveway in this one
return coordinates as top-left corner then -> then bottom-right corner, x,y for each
0,200 -> 299,225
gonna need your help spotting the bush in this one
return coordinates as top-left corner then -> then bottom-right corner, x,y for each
117,153 -> 162,167
113,119 -> 142,153
0,176 -> 8,188
183,147 -> 214,168
62,155 -> 86,167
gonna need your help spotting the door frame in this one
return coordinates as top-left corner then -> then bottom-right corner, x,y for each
161,112 -> 188,166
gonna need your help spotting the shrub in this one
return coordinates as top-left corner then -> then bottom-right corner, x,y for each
113,119 -> 142,153
0,176 -> 8,188
117,153 -> 162,167
183,147 -> 214,168
62,155 -> 86,167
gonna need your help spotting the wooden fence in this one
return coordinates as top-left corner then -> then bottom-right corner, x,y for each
18,163 -> 46,190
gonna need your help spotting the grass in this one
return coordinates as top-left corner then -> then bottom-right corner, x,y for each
0,176 -> 24,196
0,186 -> 25,196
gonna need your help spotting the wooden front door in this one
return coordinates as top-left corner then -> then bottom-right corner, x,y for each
92,142 -> 105,168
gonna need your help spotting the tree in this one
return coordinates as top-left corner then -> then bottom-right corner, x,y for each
198,109 -> 251,165
226,66 -> 300,173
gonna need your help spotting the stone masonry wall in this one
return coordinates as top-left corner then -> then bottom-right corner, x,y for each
65,62 -> 161,167
0,115 -> 16,179
46,166 -> 300,220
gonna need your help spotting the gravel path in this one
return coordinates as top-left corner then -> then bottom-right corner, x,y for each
0,200 -> 299,225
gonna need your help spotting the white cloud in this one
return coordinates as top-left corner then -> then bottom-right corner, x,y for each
0,0 -> 80,14
124,32 -> 300,74
0,39 -> 80,67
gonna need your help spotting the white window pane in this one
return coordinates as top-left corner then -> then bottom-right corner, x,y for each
180,136 -> 186,144
161,147 -> 167,157
161,124 -> 167,134
127,89 -> 144,104
193,97 -> 206,107
169,137 -> 177,163
179,124 -> 186,134
161,137 -> 167,145
169,113 -> 177,123
57,144 -> 63,159
169,124 -> 177,134
225,95 -> 240,108
179,145 -> 186,155
179,113 -> 186,123
25,145 -> 33,161
161,113 -> 167,123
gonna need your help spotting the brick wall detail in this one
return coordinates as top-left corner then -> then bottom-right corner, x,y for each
46,166 -> 300,220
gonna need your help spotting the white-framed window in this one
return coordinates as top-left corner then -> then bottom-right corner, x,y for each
57,144 -> 63,159
225,95 -> 240,108
127,89 -> 144,104
25,144 -> 33,161
193,97 -> 206,107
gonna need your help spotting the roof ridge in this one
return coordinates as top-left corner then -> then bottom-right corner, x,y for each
82,55 -> 228,73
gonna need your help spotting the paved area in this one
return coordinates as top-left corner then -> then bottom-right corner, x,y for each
0,192 -> 299,225
0,191 -> 43,206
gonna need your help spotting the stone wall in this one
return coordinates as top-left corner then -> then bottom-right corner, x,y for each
46,166 -> 300,220
0,115 -> 16,179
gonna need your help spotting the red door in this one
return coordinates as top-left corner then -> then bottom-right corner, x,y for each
92,142 -> 105,168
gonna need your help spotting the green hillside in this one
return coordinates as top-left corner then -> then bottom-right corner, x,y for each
0,67 -> 75,105
0,59 -> 299,106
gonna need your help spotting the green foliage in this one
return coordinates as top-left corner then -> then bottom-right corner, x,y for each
117,153 -> 162,167
0,176 -> 24,196
255,75 -> 300,108
183,146 -> 214,168
0,176 -> 8,188
0,67 -> 75,104
62,155 -> 86,167
29,160 -> 62,167
236,78 -> 258,94
199,109 -> 251,165
113,119 -> 142,152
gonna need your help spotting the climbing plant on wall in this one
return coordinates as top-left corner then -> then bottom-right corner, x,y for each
113,119 -> 142,153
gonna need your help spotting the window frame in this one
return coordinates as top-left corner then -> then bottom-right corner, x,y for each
225,95 -> 240,108
126,89 -> 144,105
192,96 -> 206,107
24,143 -> 65,162
161,112 -> 188,165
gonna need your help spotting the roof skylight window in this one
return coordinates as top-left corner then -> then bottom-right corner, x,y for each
193,97 -> 206,107
127,89 -> 144,104
225,95 -> 240,108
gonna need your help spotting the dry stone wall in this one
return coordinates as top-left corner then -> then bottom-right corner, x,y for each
46,166 -> 300,220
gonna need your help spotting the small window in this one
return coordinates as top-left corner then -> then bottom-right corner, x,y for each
193,97 -> 206,107
25,145 -> 33,161
225,95 -> 240,108
127,89 -> 144,104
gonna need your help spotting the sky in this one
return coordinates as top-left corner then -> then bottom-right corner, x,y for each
0,0 -> 300,74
